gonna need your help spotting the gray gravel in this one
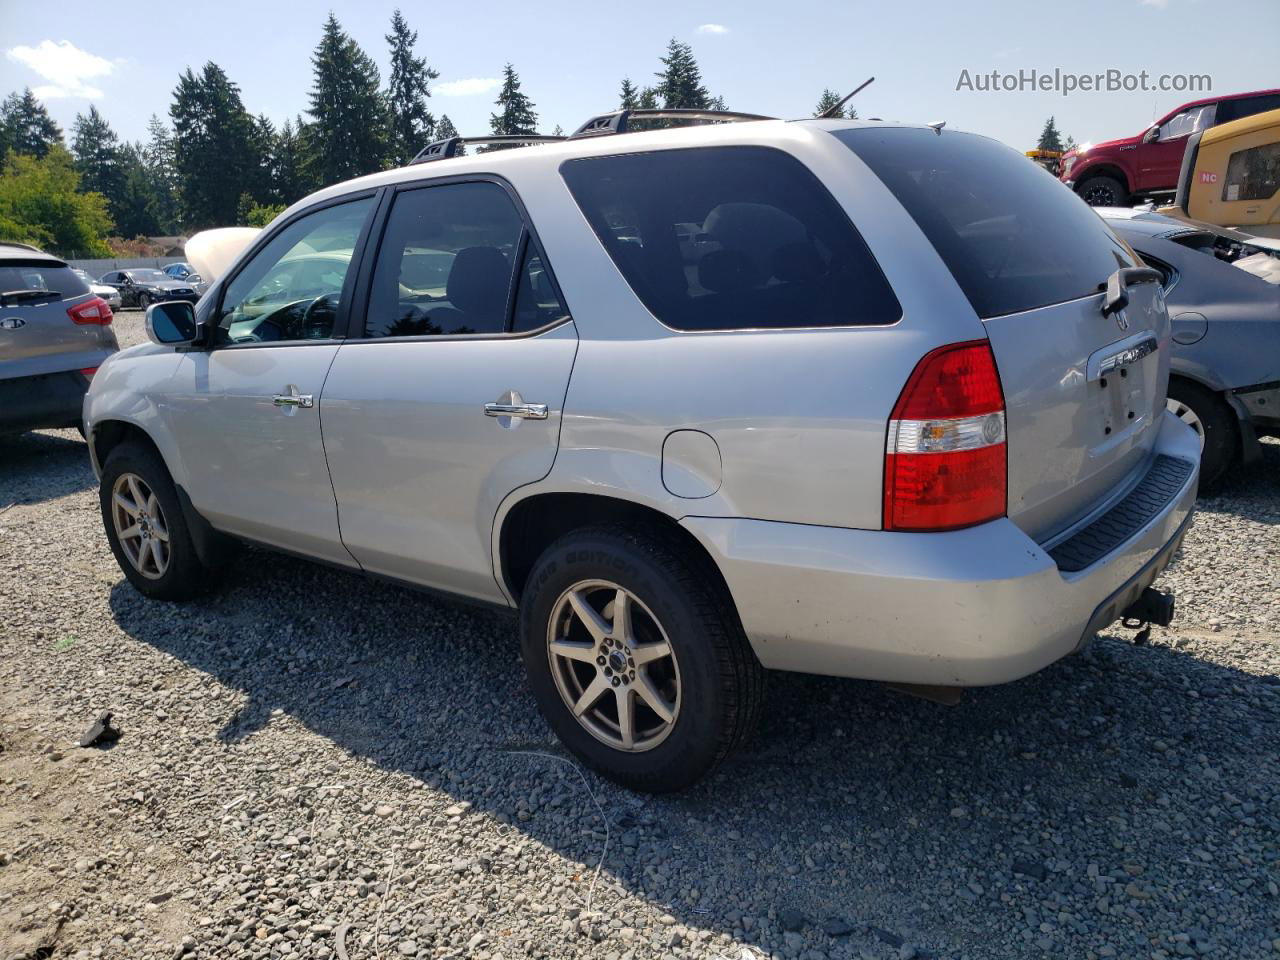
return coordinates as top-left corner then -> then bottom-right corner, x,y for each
1,332 -> 1277,959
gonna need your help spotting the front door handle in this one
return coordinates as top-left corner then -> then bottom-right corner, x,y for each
484,401 -> 548,420
272,384 -> 314,409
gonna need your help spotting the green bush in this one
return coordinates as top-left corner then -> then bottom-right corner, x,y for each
0,146 -> 113,256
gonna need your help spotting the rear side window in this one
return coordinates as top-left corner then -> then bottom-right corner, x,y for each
0,262 -> 89,301
835,128 -> 1134,319
1215,93 -> 1280,125
561,146 -> 901,331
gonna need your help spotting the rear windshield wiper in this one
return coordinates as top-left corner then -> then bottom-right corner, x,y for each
0,288 -> 59,305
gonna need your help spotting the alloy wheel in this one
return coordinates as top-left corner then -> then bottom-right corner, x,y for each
111,472 -> 170,579
1166,397 -> 1205,449
547,580 -> 681,752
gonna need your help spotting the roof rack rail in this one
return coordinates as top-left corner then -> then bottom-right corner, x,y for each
408,134 -> 566,164
570,108 -> 775,139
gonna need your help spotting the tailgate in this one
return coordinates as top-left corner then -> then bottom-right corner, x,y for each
984,281 -> 1171,541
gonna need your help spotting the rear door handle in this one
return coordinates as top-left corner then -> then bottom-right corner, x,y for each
485,401 -> 548,420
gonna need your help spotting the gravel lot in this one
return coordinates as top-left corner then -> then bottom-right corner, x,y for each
2,310 -> 1277,960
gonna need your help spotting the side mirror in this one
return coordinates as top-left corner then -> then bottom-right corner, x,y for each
1142,127 -> 1160,144
146,301 -> 199,345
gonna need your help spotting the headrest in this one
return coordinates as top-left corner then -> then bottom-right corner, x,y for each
446,247 -> 509,320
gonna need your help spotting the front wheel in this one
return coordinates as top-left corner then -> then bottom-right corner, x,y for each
520,525 -> 763,792
1076,175 -> 1127,207
1166,379 -> 1236,492
100,441 -> 226,599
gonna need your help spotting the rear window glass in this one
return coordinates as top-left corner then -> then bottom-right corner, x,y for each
834,128 -> 1134,319
0,262 -> 89,300
561,146 -> 901,331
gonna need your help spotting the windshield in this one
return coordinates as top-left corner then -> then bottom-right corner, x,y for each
835,127 -> 1134,318
128,269 -> 170,282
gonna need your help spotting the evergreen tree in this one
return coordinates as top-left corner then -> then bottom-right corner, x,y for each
654,39 -> 709,110
1037,116 -> 1064,152
489,64 -> 538,147
113,143 -> 161,239
637,87 -> 659,110
170,63 -> 258,228
142,115 -> 181,233
247,113 -> 277,204
273,118 -> 310,206
385,9 -> 438,165
435,113 -> 462,155
552,124 -> 564,137
619,77 -> 639,111
708,94 -> 728,111
815,89 -> 844,118
306,13 -> 389,185
71,106 -> 124,203
0,88 -> 64,158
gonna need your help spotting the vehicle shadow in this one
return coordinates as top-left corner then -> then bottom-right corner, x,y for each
0,429 -> 95,505
107,550 -> 1279,958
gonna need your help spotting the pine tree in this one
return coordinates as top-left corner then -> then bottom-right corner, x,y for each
143,115 -> 181,233
170,63 -> 257,228
654,39 -> 709,110
434,113 -> 462,155
552,124 -> 564,137
815,89 -> 845,118
71,106 -> 123,203
708,95 -> 728,112
619,77 -> 639,111
489,63 -> 538,147
1037,116 -> 1064,152
385,9 -> 438,165
273,118 -> 310,206
0,88 -> 64,158
306,14 -> 389,185
637,87 -> 659,110
247,114 -> 277,205
113,143 -> 161,239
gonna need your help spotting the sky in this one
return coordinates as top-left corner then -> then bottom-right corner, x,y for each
1,0 -> 1277,153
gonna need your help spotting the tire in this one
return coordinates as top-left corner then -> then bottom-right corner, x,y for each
136,292 -> 150,311
1166,378 -> 1236,493
99,441 -> 224,600
520,525 -> 764,792
1076,175 -> 1127,207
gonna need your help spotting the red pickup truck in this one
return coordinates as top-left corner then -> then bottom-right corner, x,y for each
1062,89 -> 1280,206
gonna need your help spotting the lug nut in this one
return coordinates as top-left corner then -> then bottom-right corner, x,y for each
611,677 -> 620,687
596,655 -> 606,665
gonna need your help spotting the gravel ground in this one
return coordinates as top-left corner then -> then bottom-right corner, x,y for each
1,311 -> 1277,960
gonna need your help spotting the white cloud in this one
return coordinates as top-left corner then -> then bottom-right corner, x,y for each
697,23 -> 730,34
5,39 -> 114,99
435,77 -> 501,97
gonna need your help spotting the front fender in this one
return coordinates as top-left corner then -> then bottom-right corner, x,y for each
83,348 -> 186,485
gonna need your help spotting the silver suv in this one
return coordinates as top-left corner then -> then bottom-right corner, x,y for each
85,115 -> 1200,791
1,244 -> 118,437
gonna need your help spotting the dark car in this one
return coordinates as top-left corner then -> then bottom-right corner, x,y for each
99,267 -> 199,310
1102,208 -> 1280,488
0,243 -> 118,436
1063,89 -> 1280,206
164,262 -> 196,280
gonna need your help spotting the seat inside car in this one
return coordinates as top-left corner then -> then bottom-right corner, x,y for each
426,246 -> 510,334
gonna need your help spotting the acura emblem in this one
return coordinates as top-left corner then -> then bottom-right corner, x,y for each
0,317 -> 25,330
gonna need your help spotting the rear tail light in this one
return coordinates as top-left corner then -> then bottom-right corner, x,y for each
884,340 -> 1007,532
68,296 -> 113,325
79,367 -> 98,378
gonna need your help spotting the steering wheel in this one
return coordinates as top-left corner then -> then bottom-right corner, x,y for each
301,292 -> 339,339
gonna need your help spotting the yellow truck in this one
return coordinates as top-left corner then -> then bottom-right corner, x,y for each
1163,108 -> 1280,238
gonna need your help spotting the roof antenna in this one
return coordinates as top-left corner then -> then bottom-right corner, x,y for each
926,120 -> 946,135
818,77 -> 875,119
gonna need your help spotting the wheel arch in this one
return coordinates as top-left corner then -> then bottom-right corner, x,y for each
90,419 -> 167,478
1074,163 -> 1130,194
496,491 -> 737,613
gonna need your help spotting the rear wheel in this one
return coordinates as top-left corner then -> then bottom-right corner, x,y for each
520,525 -> 763,792
1076,175 -> 1127,207
100,441 -> 225,599
136,292 -> 150,311
1166,379 -> 1236,492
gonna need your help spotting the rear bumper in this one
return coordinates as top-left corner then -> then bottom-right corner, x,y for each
683,409 -> 1200,687
0,370 -> 93,434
